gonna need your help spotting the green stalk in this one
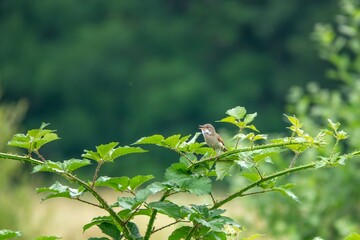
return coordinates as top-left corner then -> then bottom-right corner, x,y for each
0,152 -> 133,239
189,141 -> 309,169
144,190 -> 170,240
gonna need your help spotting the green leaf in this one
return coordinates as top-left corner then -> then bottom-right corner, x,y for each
169,226 -> 192,240
0,229 -> 21,239
36,181 -> 84,200
344,233 -> 360,240
134,134 -> 164,145
274,187 -> 301,203
127,222 -> 142,240
215,162 -> 235,180
129,175 -> 154,191
226,106 -> 246,120
242,173 -> 261,182
82,142 -> 146,162
96,142 -> 119,161
244,113 -> 257,124
165,163 -> 212,195
218,116 -> 237,124
32,159 -> 91,173
34,236 -> 61,240
328,119 -> 340,131
162,134 -> 182,148
95,176 -> 130,191
149,201 -> 185,219
111,146 -> 147,160
8,123 -> 60,152
116,197 -> 141,210
98,222 -> 120,240
83,216 -> 113,232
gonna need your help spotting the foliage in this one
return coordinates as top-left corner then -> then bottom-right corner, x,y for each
0,106 -> 358,239
0,0 -> 338,167
244,0 -> 360,239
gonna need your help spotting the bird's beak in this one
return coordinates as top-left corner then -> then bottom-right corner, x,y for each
198,125 -> 204,129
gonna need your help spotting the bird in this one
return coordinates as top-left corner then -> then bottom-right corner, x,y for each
199,124 -> 228,154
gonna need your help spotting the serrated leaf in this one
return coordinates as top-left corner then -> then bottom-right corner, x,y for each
96,142 -> 119,161
127,222 -> 142,240
111,146 -> 147,160
134,134 -> 164,145
244,113 -> 257,124
83,216 -> 113,232
83,143 -> 146,163
165,163 -> 212,195
226,106 -> 246,120
129,175 -> 154,191
8,123 -> 60,152
185,177 -> 212,195
274,187 -> 301,203
149,201 -> 185,219
215,162 -> 235,180
245,124 -> 260,132
116,197 -> 140,210
218,116 -> 237,124
95,176 -> 130,191
162,134 -> 182,148
37,181 -> 84,200
33,159 -> 91,173
98,222 -> 120,240
169,226 -> 192,240
0,229 -> 21,239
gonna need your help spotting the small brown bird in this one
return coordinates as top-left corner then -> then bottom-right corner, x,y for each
199,124 -> 228,153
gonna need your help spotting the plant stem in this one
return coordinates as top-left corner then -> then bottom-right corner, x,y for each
211,162 -> 315,209
0,152 -> 133,239
144,190 -> 170,240
189,141 -> 308,169
91,160 -> 103,188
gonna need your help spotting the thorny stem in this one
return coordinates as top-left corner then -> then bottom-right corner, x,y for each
211,162 -> 316,209
75,197 -> 103,208
91,160 -> 104,188
34,150 -> 46,162
144,190 -> 171,240
153,220 -> 190,234
0,153 -> 133,239
289,152 -> 300,168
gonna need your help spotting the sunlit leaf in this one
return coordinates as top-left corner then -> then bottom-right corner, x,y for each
134,134 -> 164,145
95,176 -> 130,191
129,175 -> 154,191
36,181 -> 84,200
0,229 -> 21,239
244,112 -> 257,124
226,106 -> 246,120
8,123 -> 60,152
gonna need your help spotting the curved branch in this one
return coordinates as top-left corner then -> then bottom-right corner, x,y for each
0,152 -> 133,239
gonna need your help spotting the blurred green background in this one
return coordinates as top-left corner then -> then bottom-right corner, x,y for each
1,0 -> 359,239
1,1 -> 337,167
